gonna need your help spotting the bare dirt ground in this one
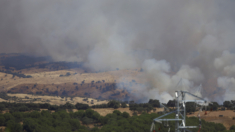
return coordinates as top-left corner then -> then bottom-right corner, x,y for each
187,110 -> 235,130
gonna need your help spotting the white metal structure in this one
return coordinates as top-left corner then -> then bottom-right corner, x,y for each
150,90 -> 209,132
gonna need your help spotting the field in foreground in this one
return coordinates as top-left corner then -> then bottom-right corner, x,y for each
188,110 -> 235,130
0,108 -> 232,132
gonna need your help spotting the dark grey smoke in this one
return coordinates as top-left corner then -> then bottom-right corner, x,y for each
1,0 -> 235,103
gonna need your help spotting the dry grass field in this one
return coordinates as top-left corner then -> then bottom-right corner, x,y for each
6,93 -> 108,106
188,110 -> 235,130
92,107 -> 164,117
91,108 -> 235,130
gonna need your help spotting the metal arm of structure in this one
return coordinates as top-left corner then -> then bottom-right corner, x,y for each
155,119 -> 183,122
181,100 -> 206,103
181,91 -> 207,103
179,126 -> 198,129
183,128 -> 193,132
153,110 -> 176,122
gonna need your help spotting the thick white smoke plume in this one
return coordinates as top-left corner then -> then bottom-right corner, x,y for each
141,59 -> 204,103
214,51 -> 235,76
217,77 -> 235,102
215,51 -> 235,103
1,0 -> 235,103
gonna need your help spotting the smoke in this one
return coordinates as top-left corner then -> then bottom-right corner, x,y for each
1,0 -> 235,103
214,51 -> 235,76
217,77 -> 235,102
140,59 -> 204,103
215,51 -> 235,103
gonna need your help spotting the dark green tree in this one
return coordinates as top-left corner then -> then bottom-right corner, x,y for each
122,112 -> 130,118
0,116 -> 5,126
167,100 -> 175,107
81,117 -> 93,125
223,101 -> 232,109
186,102 -> 196,113
30,111 -> 41,118
6,120 -> 22,132
113,110 -> 121,116
0,104 -> 5,112
230,125 -> 235,130
121,102 -> 127,108
107,100 -> 120,109
23,118 -> 38,132
68,119 -> 81,131
148,99 -> 160,107
18,106 -> 29,112
75,103 -> 89,110
12,112 -> 23,122
4,113 -> 14,123
209,102 -> 219,111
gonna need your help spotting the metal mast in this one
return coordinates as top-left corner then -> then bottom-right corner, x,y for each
150,90 -> 208,132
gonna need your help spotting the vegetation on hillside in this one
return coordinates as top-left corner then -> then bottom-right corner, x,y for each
0,70 -> 32,78
0,54 -> 84,71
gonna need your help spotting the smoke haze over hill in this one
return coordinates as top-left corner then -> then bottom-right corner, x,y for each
1,0 -> 235,103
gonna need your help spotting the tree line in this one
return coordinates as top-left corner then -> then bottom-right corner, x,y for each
166,99 -> 234,114
0,97 -> 233,115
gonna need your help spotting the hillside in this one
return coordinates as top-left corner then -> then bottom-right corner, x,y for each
0,54 -> 146,101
